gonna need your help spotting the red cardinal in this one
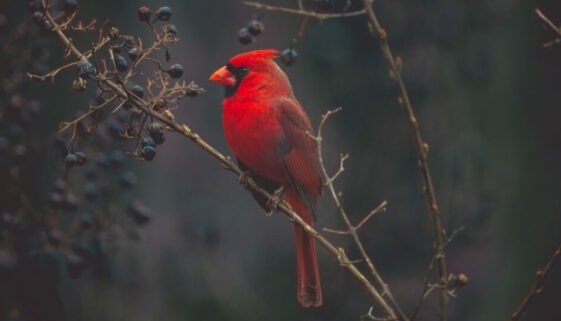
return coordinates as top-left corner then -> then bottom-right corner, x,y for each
210,49 -> 323,307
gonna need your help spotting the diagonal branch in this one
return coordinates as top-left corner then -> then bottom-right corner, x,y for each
509,240 -> 561,321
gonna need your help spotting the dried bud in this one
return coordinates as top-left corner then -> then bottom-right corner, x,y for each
280,48 -> 298,66
137,6 -> 151,22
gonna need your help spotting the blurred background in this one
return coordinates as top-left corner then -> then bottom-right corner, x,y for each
1,0 -> 561,320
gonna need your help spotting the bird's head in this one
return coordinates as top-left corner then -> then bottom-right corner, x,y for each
209,49 -> 291,97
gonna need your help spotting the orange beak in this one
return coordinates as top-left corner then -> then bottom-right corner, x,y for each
209,66 -> 236,87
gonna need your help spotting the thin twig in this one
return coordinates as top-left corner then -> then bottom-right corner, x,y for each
244,1 -> 366,20
410,226 -> 465,321
360,1 -> 449,319
509,241 -> 561,321
535,9 -> 561,38
324,201 -> 387,235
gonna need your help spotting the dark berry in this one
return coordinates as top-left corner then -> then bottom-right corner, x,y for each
156,6 -> 172,21
85,167 -> 98,180
13,145 -> 27,158
0,137 -> 9,153
166,24 -> 177,35
7,124 -> 24,141
280,48 -> 298,66
127,201 -> 151,225
66,253 -> 87,278
47,192 -> 64,209
64,153 -> 79,168
114,54 -> 128,72
108,26 -> 120,39
167,64 -> 184,78
83,183 -> 99,201
127,47 -> 139,61
96,152 -> 110,168
28,100 -> 41,113
28,0 -> 42,12
315,0 -> 335,10
77,60 -> 95,78
80,212 -> 93,229
154,98 -> 167,111
148,123 -> 165,144
142,137 -> 156,147
0,14 -> 6,33
52,179 -> 67,193
137,6 -> 151,22
237,27 -> 254,45
64,0 -> 78,13
106,120 -> 124,138
62,193 -> 80,211
140,145 -> 156,161
47,229 -> 63,246
247,19 -> 264,36
121,35 -> 136,46
185,81 -> 204,97
74,151 -> 87,165
131,85 -> 144,98
122,100 -> 134,111
119,171 -> 137,189
109,150 -> 125,169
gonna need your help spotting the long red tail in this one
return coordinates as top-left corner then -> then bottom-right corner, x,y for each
286,189 -> 322,308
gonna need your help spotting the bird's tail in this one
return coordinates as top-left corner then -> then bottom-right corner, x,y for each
286,189 -> 322,308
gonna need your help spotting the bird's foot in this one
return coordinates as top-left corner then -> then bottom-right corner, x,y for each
264,186 -> 285,216
238,171 -> 252,189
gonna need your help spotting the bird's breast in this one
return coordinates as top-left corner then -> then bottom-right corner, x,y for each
222,99 -> 287,183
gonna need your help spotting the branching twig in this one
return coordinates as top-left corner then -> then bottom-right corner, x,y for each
244,1 -> 366,20
509,241 -> 561,321
324,201 -> 387,235
313,108 -> 407,321
360,1 -> 449,318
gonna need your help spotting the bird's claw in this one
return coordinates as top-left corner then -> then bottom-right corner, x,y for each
239,171 -> 252,189
264,186 -> 285,216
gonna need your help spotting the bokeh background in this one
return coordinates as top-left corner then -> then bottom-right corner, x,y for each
1,0 -> 561,320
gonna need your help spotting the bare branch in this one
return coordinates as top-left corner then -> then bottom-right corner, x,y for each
244,1 -> 366,20
509,241 -> 561,321
535,9 -> 561,39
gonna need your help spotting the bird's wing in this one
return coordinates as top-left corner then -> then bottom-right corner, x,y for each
275,97 -> 323,219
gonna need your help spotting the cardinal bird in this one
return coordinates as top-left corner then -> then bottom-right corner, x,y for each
209,49 -> 323,308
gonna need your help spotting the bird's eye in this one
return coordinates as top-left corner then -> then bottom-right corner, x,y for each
238,67 -> 249,76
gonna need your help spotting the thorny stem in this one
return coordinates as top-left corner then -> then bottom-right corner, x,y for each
40,4 -> 399,319
315,108 -> 407,321
509,241 -> 561,321
360,1 -> 449,319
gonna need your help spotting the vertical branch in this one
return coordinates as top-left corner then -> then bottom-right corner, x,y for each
359,0 -> 449,319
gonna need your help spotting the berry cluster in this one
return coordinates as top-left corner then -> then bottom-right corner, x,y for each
28,2 -> 204,165
238,16 -> 265,45
0,1 -> 206,296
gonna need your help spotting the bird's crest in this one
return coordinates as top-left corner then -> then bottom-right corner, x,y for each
228,49 -> 279,67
